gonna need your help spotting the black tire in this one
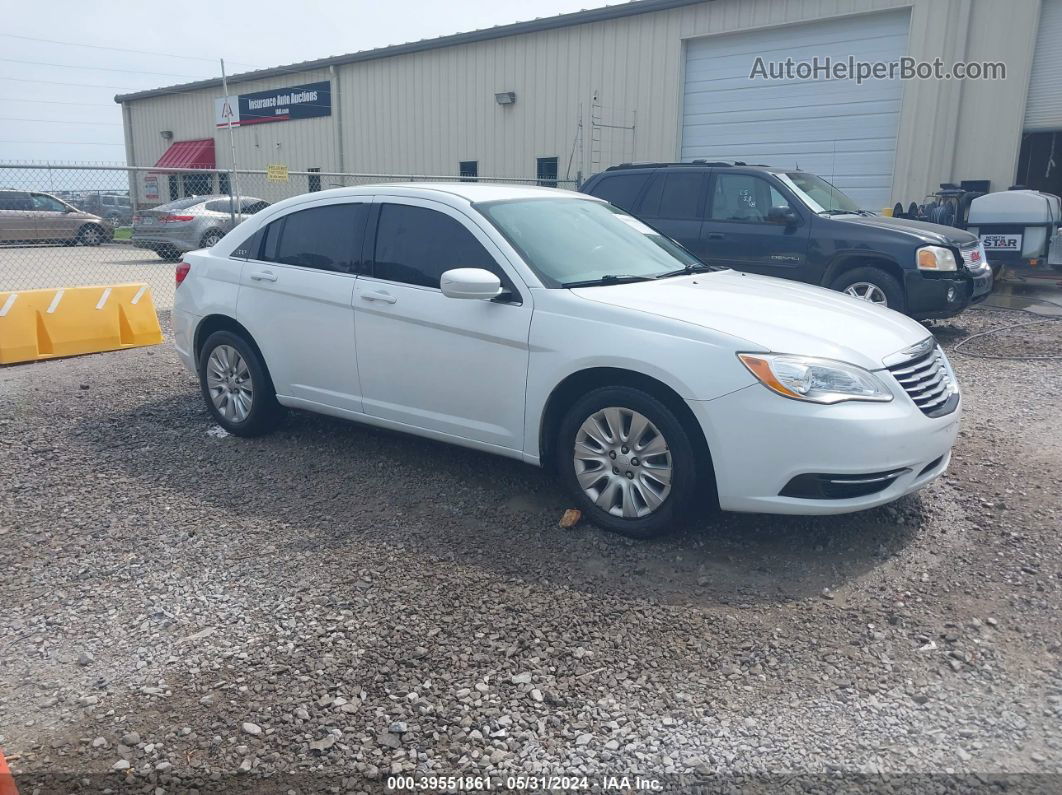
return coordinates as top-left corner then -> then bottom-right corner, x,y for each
197,330 -> 284,437
830,266 -> 905,313
76,224 -> 104,247
554,386 -> 697,539
158,245 -> 182,262
200,229 -> 224,249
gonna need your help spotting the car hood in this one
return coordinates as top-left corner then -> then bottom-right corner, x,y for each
571,270 -> 929,370
828,213 -> 978,247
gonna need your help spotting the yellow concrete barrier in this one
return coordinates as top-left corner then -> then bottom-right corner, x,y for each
0,283 -> 163,365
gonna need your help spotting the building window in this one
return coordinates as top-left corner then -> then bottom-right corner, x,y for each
308,167 -> 322,193
182,172 -> 212,197
168,175 -> 179,201
218,172 -> 231,196
459,161 -> 478,182
537,157 -> 558,188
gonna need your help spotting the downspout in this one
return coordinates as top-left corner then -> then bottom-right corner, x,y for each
121,102 -> 138,211
330,65 -> 346,181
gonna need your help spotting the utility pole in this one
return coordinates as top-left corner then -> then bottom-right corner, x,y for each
220,59 -> 241,226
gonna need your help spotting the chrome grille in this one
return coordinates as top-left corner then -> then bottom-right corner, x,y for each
886,344 -> 958,416
960,243 -> 990,274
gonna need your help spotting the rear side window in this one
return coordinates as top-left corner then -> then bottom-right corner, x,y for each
373,204 -> 498,288
155,197 -> 204,212
0,192 -> 33,210
260,203 -> 367,273
589,174 -> 651,213
638,172 -> 705,220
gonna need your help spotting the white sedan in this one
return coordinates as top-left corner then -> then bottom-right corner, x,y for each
172,183 -> 961,537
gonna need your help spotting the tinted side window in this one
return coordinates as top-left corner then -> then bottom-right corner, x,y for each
373,204 -> 497,288
262,204 -> 367,273
590,174 -> 650,213
0,192 -> 32,211
709,174 -> 780,223
638,172 -> 704,220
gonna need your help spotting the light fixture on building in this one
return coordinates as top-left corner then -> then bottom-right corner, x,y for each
495,91 -> 516,105
160,130 -> 173,140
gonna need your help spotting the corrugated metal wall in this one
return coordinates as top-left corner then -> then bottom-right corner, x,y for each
123,0 -> 1042,206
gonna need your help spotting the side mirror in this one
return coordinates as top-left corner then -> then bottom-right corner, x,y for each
767,206 -> 798,226
440,268 -> 503,300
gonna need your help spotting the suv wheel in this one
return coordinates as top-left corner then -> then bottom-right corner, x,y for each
198,330 -> 283,437
555,386 -> 696,538
831,266 -> 905,312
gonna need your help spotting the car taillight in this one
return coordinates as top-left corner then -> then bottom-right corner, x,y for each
175,262 -> 191,287
162,214 -> 194,223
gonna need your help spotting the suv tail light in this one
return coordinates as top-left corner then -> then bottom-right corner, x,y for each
161,214 -> 194,223
175,261 -> 191,288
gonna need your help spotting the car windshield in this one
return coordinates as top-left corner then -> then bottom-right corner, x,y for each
778,172 -> 862,214
477,198 -> 704,287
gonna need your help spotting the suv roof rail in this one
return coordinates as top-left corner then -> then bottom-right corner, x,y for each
604,160 -> 779,171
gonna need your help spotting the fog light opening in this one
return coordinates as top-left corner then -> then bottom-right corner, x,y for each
946,287 -> 957,302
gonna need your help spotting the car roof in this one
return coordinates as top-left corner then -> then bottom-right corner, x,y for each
601,161 -> 797,174
269,183 -> 594,210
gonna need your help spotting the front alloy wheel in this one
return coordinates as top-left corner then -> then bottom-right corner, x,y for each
574,407 -> 673,518
843,281 -> 888,306
556,386 -> 698,538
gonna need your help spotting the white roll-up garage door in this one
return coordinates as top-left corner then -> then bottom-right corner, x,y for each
1025,0 -> 1062,131
681,10 -> 911,209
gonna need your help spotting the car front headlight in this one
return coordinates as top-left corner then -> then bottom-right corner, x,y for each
917,245 -> 958,272
738,353 -> 893,404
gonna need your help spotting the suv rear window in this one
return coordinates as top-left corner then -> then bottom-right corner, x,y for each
589,174 -> 651,213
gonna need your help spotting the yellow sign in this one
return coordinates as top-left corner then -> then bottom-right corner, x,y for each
267,164 -> 289,183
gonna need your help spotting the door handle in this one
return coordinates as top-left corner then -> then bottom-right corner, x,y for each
706,233 -> 725,240
250,271 -> 277,282
361,290 -> 397,305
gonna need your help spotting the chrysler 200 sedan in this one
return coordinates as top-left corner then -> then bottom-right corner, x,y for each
172,184 -> 961,537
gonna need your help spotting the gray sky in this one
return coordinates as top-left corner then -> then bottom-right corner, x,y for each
0,0 -> 613,164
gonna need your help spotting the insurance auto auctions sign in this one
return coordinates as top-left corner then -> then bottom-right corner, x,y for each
214,81 -> 331,127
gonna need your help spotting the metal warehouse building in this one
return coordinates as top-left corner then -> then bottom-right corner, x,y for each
117,0 -> 1062,210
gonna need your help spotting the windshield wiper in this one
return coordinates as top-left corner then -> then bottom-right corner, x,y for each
819,208 -> 875,216
654,262 -> 718,279
561,274 -> 657,288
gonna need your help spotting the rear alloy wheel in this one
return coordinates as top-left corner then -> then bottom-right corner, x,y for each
201,230 -> 223,248
831,266 -> 905,313
556,386 -> 696,538
198,330 -> 283,437
77,225 -> 103,246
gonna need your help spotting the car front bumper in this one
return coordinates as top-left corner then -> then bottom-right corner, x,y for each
688,380 -> 961,515
905,269 -> 993,319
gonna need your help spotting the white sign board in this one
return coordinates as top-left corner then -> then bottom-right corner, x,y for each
980,233 -> 1022,252
215,95 -> 240,128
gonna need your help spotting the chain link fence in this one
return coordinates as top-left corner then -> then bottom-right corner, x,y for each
0,163 -> 577,308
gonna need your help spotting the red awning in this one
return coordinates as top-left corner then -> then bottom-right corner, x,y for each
153,139 -> 215,169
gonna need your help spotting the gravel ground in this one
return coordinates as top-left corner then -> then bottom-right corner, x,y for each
0,305 -> 1059,793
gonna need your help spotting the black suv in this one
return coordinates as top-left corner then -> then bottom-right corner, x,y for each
581,162 -> 993,319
